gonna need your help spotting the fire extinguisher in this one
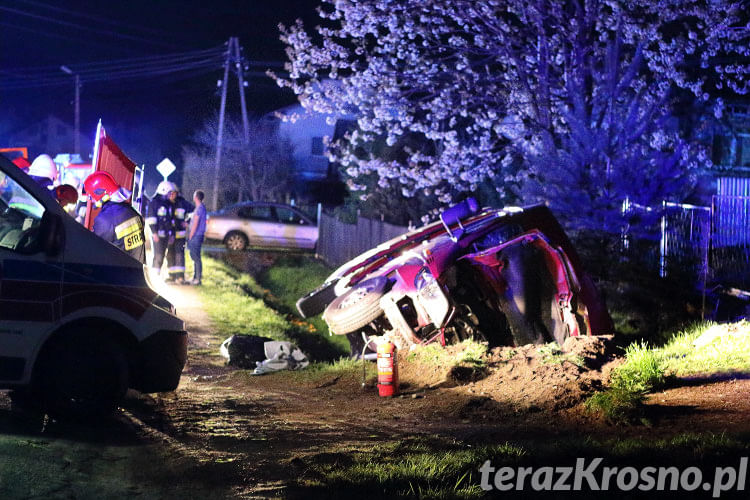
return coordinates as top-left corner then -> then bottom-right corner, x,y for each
377,341 -> 399,397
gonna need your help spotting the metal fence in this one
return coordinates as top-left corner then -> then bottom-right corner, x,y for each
625,195 -> 750,290
316,212 -> 408,268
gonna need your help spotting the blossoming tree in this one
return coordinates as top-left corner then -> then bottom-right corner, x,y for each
274,0 -> 748,229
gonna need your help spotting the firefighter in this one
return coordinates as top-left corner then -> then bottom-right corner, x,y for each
145,180 -> 177,279
83,171 -> 146,263
171,186 -> 195,284
53,184 -> 79,216
27,154 -> 58,191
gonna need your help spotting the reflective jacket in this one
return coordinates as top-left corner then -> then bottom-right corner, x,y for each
173,195 -> 194,240
145,194 -> 174,240
93,201 -> 146,263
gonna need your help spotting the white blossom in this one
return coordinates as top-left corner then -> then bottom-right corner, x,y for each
273,0 -> 748,225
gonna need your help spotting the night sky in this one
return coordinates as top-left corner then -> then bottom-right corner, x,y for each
1,0 -> 320,169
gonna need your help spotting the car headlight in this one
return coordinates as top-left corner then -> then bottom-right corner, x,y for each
415,269 -> 450,326
143,265 -> 177,315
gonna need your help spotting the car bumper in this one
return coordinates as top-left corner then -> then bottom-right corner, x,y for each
131,329 -> 188,393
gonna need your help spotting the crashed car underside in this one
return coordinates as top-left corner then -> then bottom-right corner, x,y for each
297,200 -> 613,356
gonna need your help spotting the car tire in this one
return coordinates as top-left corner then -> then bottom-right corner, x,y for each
225,231 -> 248,251
323,277 -> 388,335
36,331 -> 129,418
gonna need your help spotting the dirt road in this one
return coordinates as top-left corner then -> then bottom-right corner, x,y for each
131,284 -> 750,497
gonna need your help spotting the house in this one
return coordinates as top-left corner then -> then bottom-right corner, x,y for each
264,102 -> 339,182
5,114 -> 88,158
711,102 -> 750,174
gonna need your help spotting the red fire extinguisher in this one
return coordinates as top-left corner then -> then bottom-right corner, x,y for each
377,341 -> 399,397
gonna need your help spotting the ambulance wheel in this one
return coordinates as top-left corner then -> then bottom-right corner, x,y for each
37,332 -> 129,418
323,277 -> 387,335
224,231 -> 248,251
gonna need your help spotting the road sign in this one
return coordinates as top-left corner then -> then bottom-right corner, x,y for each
156,158 -> 176,180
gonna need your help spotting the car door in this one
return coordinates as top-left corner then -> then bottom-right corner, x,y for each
273,206 -> 318,249
0,171 -> 60,382
237,204 -> 279,247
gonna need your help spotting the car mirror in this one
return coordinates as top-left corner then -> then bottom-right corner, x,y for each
41,211 -> 65,257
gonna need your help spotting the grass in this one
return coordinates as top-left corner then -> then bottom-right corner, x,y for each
198,257 -> 291,341
406,340 -> 488,368
293,431 -> 750,498
295,437 -> 525,499
197,256 -> 347,361
656,321 -> 750,377
586,321 -> 750,423
256,255 -> 349,355
537,343 -> 585,368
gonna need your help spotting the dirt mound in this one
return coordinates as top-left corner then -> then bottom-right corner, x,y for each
401,336 -> 622,416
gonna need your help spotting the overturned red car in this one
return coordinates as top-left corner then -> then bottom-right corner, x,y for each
297,199 -> 613,356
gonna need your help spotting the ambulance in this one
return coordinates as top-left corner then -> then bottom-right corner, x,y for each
0,153 -> 187,414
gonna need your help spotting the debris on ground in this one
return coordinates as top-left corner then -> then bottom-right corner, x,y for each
220,335 -> 310,374
220,335 -> 273,368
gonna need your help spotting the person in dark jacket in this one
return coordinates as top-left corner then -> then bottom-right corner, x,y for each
171,187 -> 194,284
145,180 -> 176,278
27,154 -> 58,192
84,171 -> 145,263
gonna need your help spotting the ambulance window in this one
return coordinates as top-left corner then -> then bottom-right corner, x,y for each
0,172 -> 46,253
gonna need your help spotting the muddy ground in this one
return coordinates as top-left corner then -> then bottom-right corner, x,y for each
2,273 -> 750,498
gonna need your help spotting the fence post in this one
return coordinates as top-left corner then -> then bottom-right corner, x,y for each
659,200 -> 667,278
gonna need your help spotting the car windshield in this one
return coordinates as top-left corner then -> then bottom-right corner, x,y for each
0,170 -> 46,252
471,223 -> 525,252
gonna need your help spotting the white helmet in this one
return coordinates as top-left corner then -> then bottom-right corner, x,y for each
28,154 -> 58,181
156,180 -> 178,196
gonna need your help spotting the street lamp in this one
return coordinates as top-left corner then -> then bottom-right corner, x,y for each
60,65 -> 80,155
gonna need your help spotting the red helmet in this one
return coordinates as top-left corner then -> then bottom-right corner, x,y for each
84,171 -> 119,202
54,184 -> 78,207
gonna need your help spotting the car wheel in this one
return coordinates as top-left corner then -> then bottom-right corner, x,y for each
225,231 -> 248,251
36,332 -> 129,418
323,277 -> 388,335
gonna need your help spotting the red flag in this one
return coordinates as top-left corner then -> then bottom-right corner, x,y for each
92,120 -> 137,190
84,121 -> 138,230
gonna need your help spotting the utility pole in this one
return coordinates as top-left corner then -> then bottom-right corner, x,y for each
233,39 -> 250,145
212,37 -> 252,210
212,41 -> 232,211
60,65 -> 80,154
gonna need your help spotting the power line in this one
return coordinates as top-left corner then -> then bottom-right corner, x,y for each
0,57 -> 224,89
12,0 -> 179,39
0,48 -> 227,89
0,20 -> 101,45
0,5 -> 177,49
4,46 -> 225,74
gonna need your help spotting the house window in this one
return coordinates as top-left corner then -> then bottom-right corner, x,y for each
311,137 -> 324,156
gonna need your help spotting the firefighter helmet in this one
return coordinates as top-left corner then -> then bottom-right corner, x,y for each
27,154 -> 58,181
54,184 -> 79,207
156,180 -> 178,196
84,171 -> 120,202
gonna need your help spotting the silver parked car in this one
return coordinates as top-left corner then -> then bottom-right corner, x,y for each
205,202 -> 318,251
